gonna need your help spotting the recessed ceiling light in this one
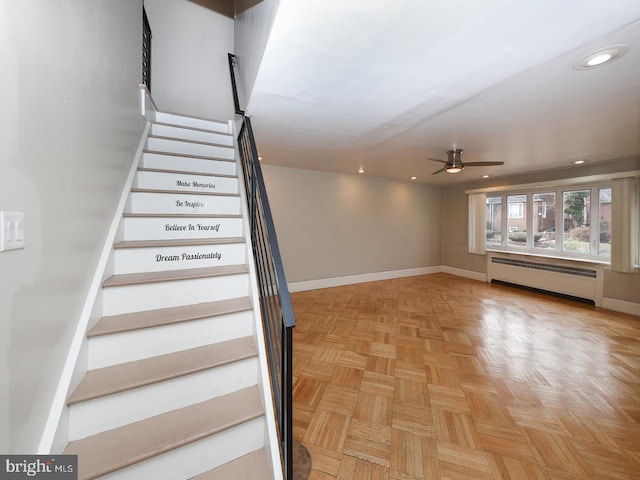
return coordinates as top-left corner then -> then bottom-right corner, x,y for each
572,159 -> 589,165
587,53 -> 612,66
410,176 -> 417,180
358,166 -> 364,174
482,175 -> 490,178
574,46 -> 627,70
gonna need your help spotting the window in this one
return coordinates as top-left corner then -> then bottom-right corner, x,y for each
484,184 -> 612,261
485,196 -> 502,247
508,201 -> 524,218
507,195 -> 527,247
598,188 -> 611,257
533,193 -> 556,250
563,189 -> 590,254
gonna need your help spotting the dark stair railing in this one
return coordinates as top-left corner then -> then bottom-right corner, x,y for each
142,7 -> 152,92
228,53 -> 296,480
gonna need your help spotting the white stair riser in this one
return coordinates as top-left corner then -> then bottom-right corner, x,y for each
102,273 -> 249,316
69,357 -> 258,440
142,153 -> 237,176
122,216 -> 244,241
147,137 -> 234,160
88,311 -> 254,369
151,124 -> 233,146
114,243 -> 246,275
127,192 -> 241,215
135,170 -> 238,194
155,112 -> 230,134
99,418 -> 264,480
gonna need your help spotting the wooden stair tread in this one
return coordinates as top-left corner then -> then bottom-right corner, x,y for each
148,135 -> 233,150
68,336 -> 257,404
89,297 -> 252,337
123,213 -> 242,218
192,449 -> 271,480
114,237 -> 245,249
152,121 -> 233,137
102,264 -> 248,288
144,149 -> 235,163
131,187 -> 239,197
156,110 -> 229,126
138,167 -> 237,178
64,386 -> 263,480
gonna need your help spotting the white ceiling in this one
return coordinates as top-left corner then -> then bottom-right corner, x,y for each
247,0 -> 640,185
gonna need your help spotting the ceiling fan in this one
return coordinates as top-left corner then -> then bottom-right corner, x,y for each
429,148 -> 504,175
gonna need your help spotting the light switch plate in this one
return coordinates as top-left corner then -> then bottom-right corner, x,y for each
1,211 -> 25,252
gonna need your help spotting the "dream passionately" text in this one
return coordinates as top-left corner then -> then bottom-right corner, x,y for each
155,252 -> 222,262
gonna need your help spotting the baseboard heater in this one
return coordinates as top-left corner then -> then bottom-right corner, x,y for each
487,254 -> 604,306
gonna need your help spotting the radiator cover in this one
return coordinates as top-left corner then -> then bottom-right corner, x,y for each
487,253 -> 604,306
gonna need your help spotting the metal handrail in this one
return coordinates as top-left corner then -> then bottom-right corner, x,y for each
142,8 -> 152,92
228,53 -> 296,480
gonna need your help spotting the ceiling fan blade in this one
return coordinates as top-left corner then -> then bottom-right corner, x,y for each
431,166 -> 447,175
464,161 -> 505,167
428,158 -> 448,164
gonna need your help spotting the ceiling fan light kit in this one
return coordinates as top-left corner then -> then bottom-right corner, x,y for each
445,149 -> 464,173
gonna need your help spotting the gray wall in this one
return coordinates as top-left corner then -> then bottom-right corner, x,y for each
262,165 -> 442,283
441,158 -> 640,304
441,183 -> 487,273
145,0 -> 235,120
234,0 -> 281,108
233,0 -> 280,108
0,0 -> 145,453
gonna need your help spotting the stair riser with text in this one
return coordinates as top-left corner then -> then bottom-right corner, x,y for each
69,357 -> 258,440
134,171 -> 238,195
113,243 -> 246,274
127,192 -> 240,215
121,216 -> 244,241
88,310 -> 254,369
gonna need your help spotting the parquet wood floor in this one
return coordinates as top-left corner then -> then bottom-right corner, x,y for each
290,273 -> 640,480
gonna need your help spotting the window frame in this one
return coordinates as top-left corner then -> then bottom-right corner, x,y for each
485,182 -> 611,263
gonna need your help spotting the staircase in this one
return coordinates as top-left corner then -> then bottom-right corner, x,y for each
62,111 -> 275,479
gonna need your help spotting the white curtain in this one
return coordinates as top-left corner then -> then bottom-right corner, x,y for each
468,192 -> 487,255
611,177 -> 640,273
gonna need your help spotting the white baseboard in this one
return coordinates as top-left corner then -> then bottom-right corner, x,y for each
602,297 -> 640,317
288,266 -> 486,292
440,266 -> 487,283
288,266 -> 441,292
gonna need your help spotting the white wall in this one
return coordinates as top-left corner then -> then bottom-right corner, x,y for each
144,0 -> 235,120
262,165 -> 442,283
234,0 -> 281,108
0,0 -> 145,453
